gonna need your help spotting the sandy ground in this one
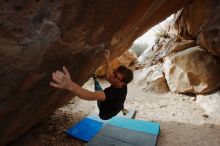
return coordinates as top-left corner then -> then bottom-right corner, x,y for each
11,79 -> 220,146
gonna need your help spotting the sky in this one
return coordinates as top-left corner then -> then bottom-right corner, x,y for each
134,14 -> 174,46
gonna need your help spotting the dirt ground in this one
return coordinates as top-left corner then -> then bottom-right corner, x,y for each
11,79 -> 220,146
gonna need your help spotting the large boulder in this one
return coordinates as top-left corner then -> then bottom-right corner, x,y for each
138,37 -> 196,67
163,46 -> 220,93
174,0 -> 220,57
0,0 -> 192,145
155,38 -> 196,59
134,64 -> 169,93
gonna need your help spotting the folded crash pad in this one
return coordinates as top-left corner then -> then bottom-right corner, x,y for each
87,117 -> 160,146
66,118 -> 104,142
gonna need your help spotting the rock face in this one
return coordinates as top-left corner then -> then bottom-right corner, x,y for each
137,37 -> 197,72
135,64 -> 169,93
0,0 -> 192,145
155,38 -> 197,59
174,0 -> 220,57
95,49 -> 137,76
163,46 -> 220,93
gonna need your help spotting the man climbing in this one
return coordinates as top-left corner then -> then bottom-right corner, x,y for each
50,50 -> 133,120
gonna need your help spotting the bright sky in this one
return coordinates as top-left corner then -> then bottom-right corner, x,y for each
134,14 -> 174,46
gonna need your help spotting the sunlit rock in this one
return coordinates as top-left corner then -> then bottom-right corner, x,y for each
134,64 -> 169,93
95,50 -> 137,76
155,38 -> 196,59
174,0 -> 220,57
163,46 -> 220,93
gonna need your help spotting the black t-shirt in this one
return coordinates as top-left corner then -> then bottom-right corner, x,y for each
98,85 -> 127,120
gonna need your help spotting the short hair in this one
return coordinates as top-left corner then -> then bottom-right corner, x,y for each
116,65 -> 133,84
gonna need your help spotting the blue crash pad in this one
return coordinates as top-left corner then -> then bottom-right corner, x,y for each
107,116 -> 160,135
66,118 -> 104,142
87,124 -> 159,146
66,110 -> 160,146
88,117 -> 160,146
66,108 -> 136,142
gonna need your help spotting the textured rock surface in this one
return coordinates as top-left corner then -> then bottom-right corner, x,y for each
174,0 -> 220,57
95,49 -> 137,76
0,0 -> 191,145
135,64 -> 169,93
137,37 -> 196,67
155,38 -> 197,59
163,46 -> 220,93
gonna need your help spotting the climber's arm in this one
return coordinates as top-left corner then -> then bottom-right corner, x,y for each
50,66 -> 106,101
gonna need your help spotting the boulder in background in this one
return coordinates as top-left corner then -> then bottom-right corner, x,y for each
163,46 -> 220,93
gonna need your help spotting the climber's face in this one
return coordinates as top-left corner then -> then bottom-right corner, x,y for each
109,70 -> 125,88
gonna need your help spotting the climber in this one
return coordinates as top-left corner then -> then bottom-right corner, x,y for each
50,50 -> 133,120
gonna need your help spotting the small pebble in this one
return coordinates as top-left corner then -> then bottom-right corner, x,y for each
202,114 -> 209,118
